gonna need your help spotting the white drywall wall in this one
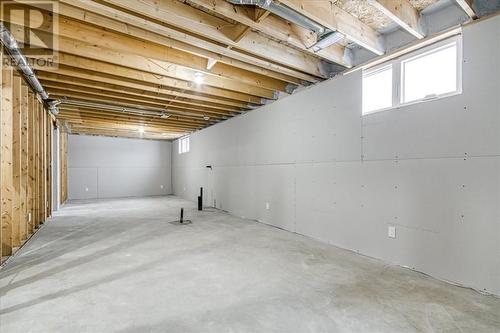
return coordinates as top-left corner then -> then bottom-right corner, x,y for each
172,16 -> 500,296
68,135 -> 172,199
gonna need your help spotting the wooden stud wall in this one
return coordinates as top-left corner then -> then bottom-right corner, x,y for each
59,130 -> 68,205
0,48 -> 54,263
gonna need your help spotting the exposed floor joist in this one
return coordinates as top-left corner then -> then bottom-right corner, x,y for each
369,0 -> 425,38
3,0 -> 469,140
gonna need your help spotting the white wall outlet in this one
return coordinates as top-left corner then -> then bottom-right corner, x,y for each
265,202 -> 270,210
388,225 -> 396,239
85,187 -> 89,192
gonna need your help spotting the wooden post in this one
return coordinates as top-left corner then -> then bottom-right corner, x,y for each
12,74 -> 22,248
27,92 -> 35,234
20,82 -> 29,241
1,63 -> 14,258
59,130 -> 68,205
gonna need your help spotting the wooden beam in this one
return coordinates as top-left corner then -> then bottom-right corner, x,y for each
58,108 -> 210,129
48,88 -> 231,121
54,0 -> 303,85
6,25 -> 276,102
27,92 -> 35,234
277,0 -> 385,55
12,74 -> 22,248
43,83 -> 237,119
60,117 -> 195,134
20,82 -> 29,240
59,131 -> 68,205
33,55 -> 256,108
67,124 -> 183,140
53,14 -> 288,93
370,0 -> 424,39
70,128 -> 180,140
58,110 -> 204,131
40,79 -> 239,116
188,0 -> 352,67
1,60 -> 14,257
37,72 -> 243,113
11,2 -> 295,93
455,0 -> 477,19
95,0 -> 330,79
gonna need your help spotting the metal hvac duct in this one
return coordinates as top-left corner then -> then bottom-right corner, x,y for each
226,0 -> 348,53
226,0 -> 325,35
0,23 -> 63,116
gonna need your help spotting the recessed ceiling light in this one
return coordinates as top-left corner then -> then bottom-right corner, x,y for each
203,116 -> 210,121
194,72 -> 204,84
160,112 -> 170,119
138,127 -> 145,134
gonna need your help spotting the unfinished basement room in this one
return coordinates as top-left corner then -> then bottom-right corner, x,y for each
1,0 -> 500,332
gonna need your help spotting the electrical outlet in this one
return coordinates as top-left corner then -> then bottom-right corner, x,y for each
160,185 -> 164,189
265,202 -> 270,210
388,225 -> 396,239
85,187 -> 89,192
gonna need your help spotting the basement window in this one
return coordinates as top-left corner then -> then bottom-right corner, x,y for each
362,64 -> 393,114
178,136 -> 190,154
362,36 -> 462,115
401,41 -> 460,103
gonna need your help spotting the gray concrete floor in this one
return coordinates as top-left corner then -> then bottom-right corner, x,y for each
0,196 -> 499,333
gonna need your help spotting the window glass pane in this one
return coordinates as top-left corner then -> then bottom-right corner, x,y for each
186,137 -> 190,152
402,42 -> 457,103
178,140 -> 182,154
362,65 -> 393,114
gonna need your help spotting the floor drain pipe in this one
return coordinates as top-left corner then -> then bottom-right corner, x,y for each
198,187 -> 203,211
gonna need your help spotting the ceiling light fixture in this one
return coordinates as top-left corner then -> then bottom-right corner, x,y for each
203,115 -> 210,121
138,127 -> 145,134
160,112 -> 170,119
194,71 -> 204,84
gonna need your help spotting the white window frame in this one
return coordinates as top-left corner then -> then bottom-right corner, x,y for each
178,136 -> 190,154
362,35 -> 462,116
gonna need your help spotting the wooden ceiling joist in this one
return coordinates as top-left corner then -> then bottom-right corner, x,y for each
58,111 -> 203,131
49,89 -> 230,121
68,122 -> 184,136
69,127 -> 180,140
41,81 -> 239,117
44,13 -> 290,95
34,57 -> 255,108
58,107 -> 209,127
6,0 -> 456,140
37,73 -> 243,114
277,0 -> 385,55
455,0 -> 477,19
369,0 -> 425,39
186,0 -> 352,67
12,28 -> 276,102
59,116 -> 199,134
91,0 -> 333,79
52,0 -> 304,85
